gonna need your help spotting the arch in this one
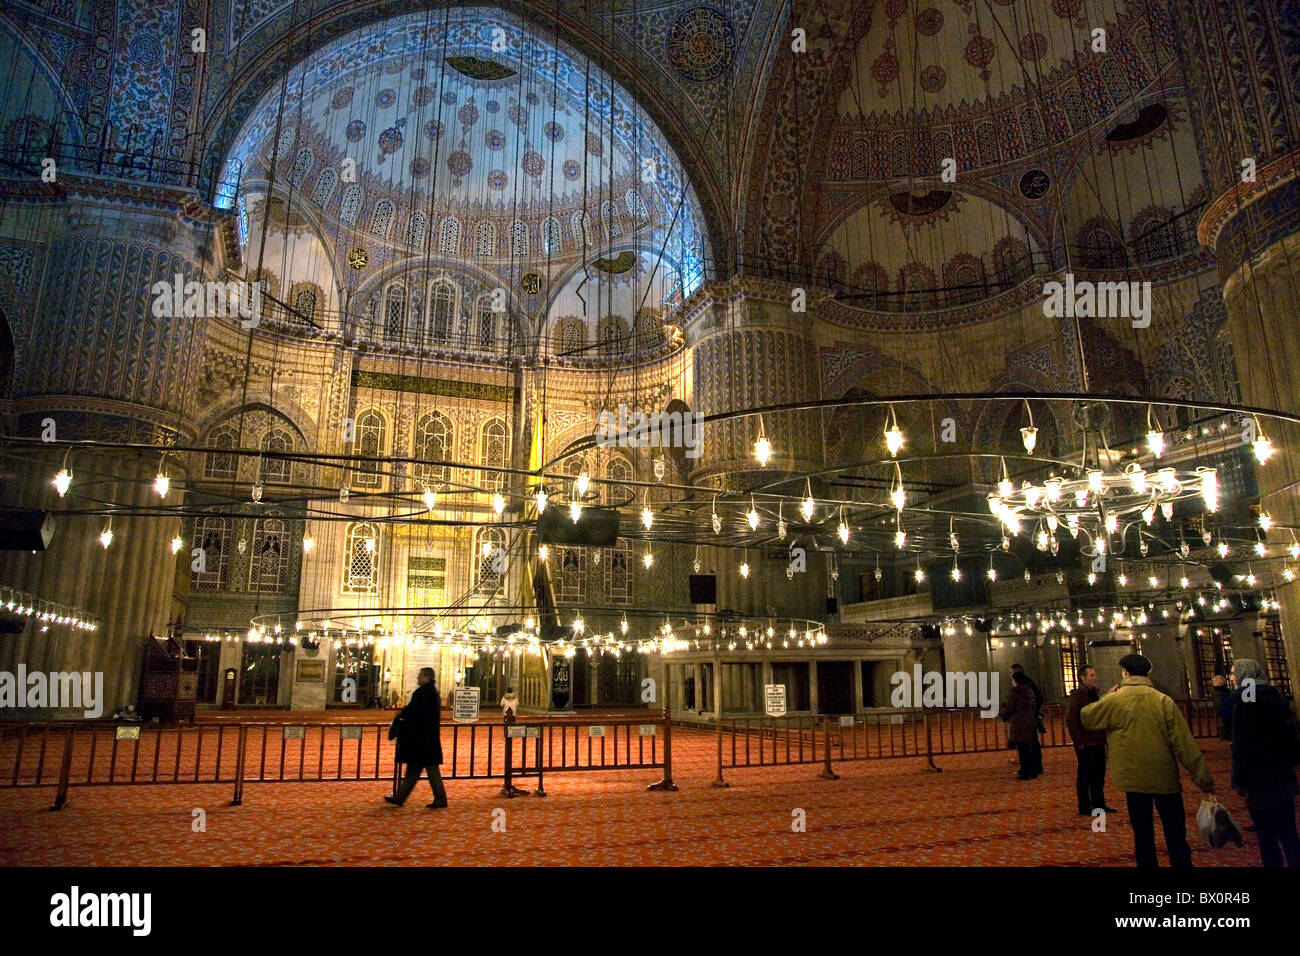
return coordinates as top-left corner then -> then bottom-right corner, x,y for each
287,147 -> 314,187
571,209 -> 593,249
205,422 -> 240,478
382,281 -> 408,342
260,428 -> 294,483
475,292 -> 498,351
343,522 -> 380,592
290,283 -> 320,324
310,167 -> 337,207
598,315 -> 627,356
474,526 -> 506,594
370,198 -> 395,238
405,210 -> 428,248
192,517 -> 231,590
250,517 -> 292,592
1076,216 -> 1127,269
634,310 -> 662,352
427,278 -> 458,344
604,454 -> 633,505
479,418 -> 509,492
339,184 -> 364,226
354,409 -> 387,488
438,217 -> 462,256
509,220 -> 529,258
625,188 -> 649,223
600,200 -> 622,239
541,216 -> 563,255
414,411 -> 453,487
474,219 -> 497,258
553,316 -> 584,355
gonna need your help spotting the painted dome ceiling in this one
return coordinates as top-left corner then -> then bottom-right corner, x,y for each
223,7 -> 709,267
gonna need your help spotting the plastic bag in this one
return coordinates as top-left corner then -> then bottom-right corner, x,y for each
1196,796 -> 1243,849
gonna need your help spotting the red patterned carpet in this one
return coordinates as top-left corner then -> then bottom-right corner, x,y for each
0,731 -> 1278,866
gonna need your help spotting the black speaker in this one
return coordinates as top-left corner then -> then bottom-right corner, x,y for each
920,624 -> 941,641
825,597 -> 839,614
688,574 -> 717,604
537,506 -> 620,546
0,509 -> 53,550
1208,563 -> 1234,587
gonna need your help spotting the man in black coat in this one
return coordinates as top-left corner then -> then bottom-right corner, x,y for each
1230,658 -> 1299,865
1065,666 -> 1116,815
384,667 -> 448,808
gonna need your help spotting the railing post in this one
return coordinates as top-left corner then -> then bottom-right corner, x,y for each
817,716 -> 839,780
500,725 -> 518,798
49,727 -> 74,811
532,732 -> 546,797
230,724 -> 248,806
647,707 -> 677,791
923,710 -> 942,773
711,712 -> 728,788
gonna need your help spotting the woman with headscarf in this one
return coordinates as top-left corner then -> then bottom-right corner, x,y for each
1000,671 -> 1042,780
1230,658 -> 1300,866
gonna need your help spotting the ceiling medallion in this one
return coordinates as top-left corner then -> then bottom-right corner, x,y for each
348,247 -> 368,270
521,272 -> 542,295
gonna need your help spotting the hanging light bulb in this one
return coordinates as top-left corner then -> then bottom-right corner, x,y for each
569,499 -> 582,523
1259,512 -> 1273,532
950,561 -> 961,581
1252,419 -> 1274,464
534,487 -> 546,514
1289,540 -> 1300,560
1217,540 -> 1230,558
987,562 -> 997,581
1088,572 -> 1097,585
837,512 -> 849,544
154,471 -> 170,499
1142,504 -> 1156,526
99,519 -> 113,549
339,485 -> 349,503
303,537 -> 315,555
643,549 -> 654,569
747,496 -> 759,531
914,564 -> 925,583
1285,567 -> 1296,582
575,471 -> 591,497
777,514 -> 787,541
538,544 -> 549,562
171,534 -> 183,554
801,479 -> 815,521
1020,426 -> 1037,455
884,405 -> 903,458
492,493 -> 505,516
1139,538 -> 1150,556
754,419 -> 771,467
1161,502 -> 1174,521
653,456 -> 666,481
620,616 -> 629,635
894,513 -> 906,549
1001,534 -> 1011,551
1180,575 -> 1190,589
251,482 -> 263,503
890,463 -> 905,511
1104,513 -> 1118,534
642,493 -> 655,531
739,561 -> 750,578
53,466 -> 72,497
364,537 -> 375,554
1199,467 -> 1218,512
1255,540 -> 1266,556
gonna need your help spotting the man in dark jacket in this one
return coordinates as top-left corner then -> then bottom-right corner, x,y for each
1230,658 -> 1300,866
384,667 -> 448,808
1212,672 -> 1233,740
1000,672 -> 1042,779
1066,666 -> 1115,815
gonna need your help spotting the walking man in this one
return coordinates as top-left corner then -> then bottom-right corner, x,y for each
1230,658 -> 1300,866
384,667 -> 448,808
1066,666 -> 1115,815
1081,654 -> 1214,867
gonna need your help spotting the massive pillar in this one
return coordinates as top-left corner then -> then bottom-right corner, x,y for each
1,192 -> 212,716
1173,0 -> 1300,695
682,280 -> 826,621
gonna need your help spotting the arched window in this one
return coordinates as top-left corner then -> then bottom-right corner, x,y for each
354,411 -> 385,488
272,126 -> 296,160
205,423 -> 239,478
560,321 -> 581,354
383,282 -> 407,342
293,287 -> 317,324
414,412 -> 452,486
405,210 -> 428,248
509,220 -> 529,258
474,220 -> 497,258
343,522 -> 379,592
541,217 -> 562,255
556,544 -> 586,602
600,201 -> 622,239
339,184 -> 364,226
605,456 -> 632,505
476,294 -> 497,351
625,188 -> 649,222
438,217 -> 461,255
480,419 -> 508,492
605,539 -> 632,604
600,317 -> 625,356
428,279 -> 456,343
311,167 -> 336,207
474,527 -> 505,594
287,148 -> 314,187
635,312 -> 661,351
260,429 -> 293,483
370,199 -> 395,238
250,518 -> 290,592
571,209 -> 593,249
192,517 -> 230,590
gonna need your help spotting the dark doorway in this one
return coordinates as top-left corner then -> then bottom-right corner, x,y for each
817,661 -> 854,715
571,648 -> 591,706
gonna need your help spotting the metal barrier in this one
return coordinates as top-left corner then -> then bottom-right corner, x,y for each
0,709 -> 677,808
711,699 -> 1220,784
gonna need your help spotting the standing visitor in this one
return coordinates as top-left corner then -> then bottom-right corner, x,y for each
1066,665 -> 1115,815
1229,658 -> 1300,866
1000,671 -> 1042,780
384,667 -> 448,809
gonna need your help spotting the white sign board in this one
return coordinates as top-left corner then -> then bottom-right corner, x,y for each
638,724 -> 657,736
340,726 -> 362,740
283,726 -> 305,739
507,725 -> 526,738
588,725 -> 606,737
764,684 -> 787,717
452,686 -> 480,724
525,726 -> 541,739
839,716 -> 855,727
115,726 -> 140,740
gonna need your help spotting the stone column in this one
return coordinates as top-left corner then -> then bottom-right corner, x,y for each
1172,0 -> 1300,698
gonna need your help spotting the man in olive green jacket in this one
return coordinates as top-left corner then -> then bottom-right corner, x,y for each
1081,653 -> 1215,868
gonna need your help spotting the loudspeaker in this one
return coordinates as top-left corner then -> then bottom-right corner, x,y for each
0,510 -> 53,550
1208,563 -> 1234,588
825,597 -> 839,615
537,506 -> 620,546
688,574 -> 717,604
